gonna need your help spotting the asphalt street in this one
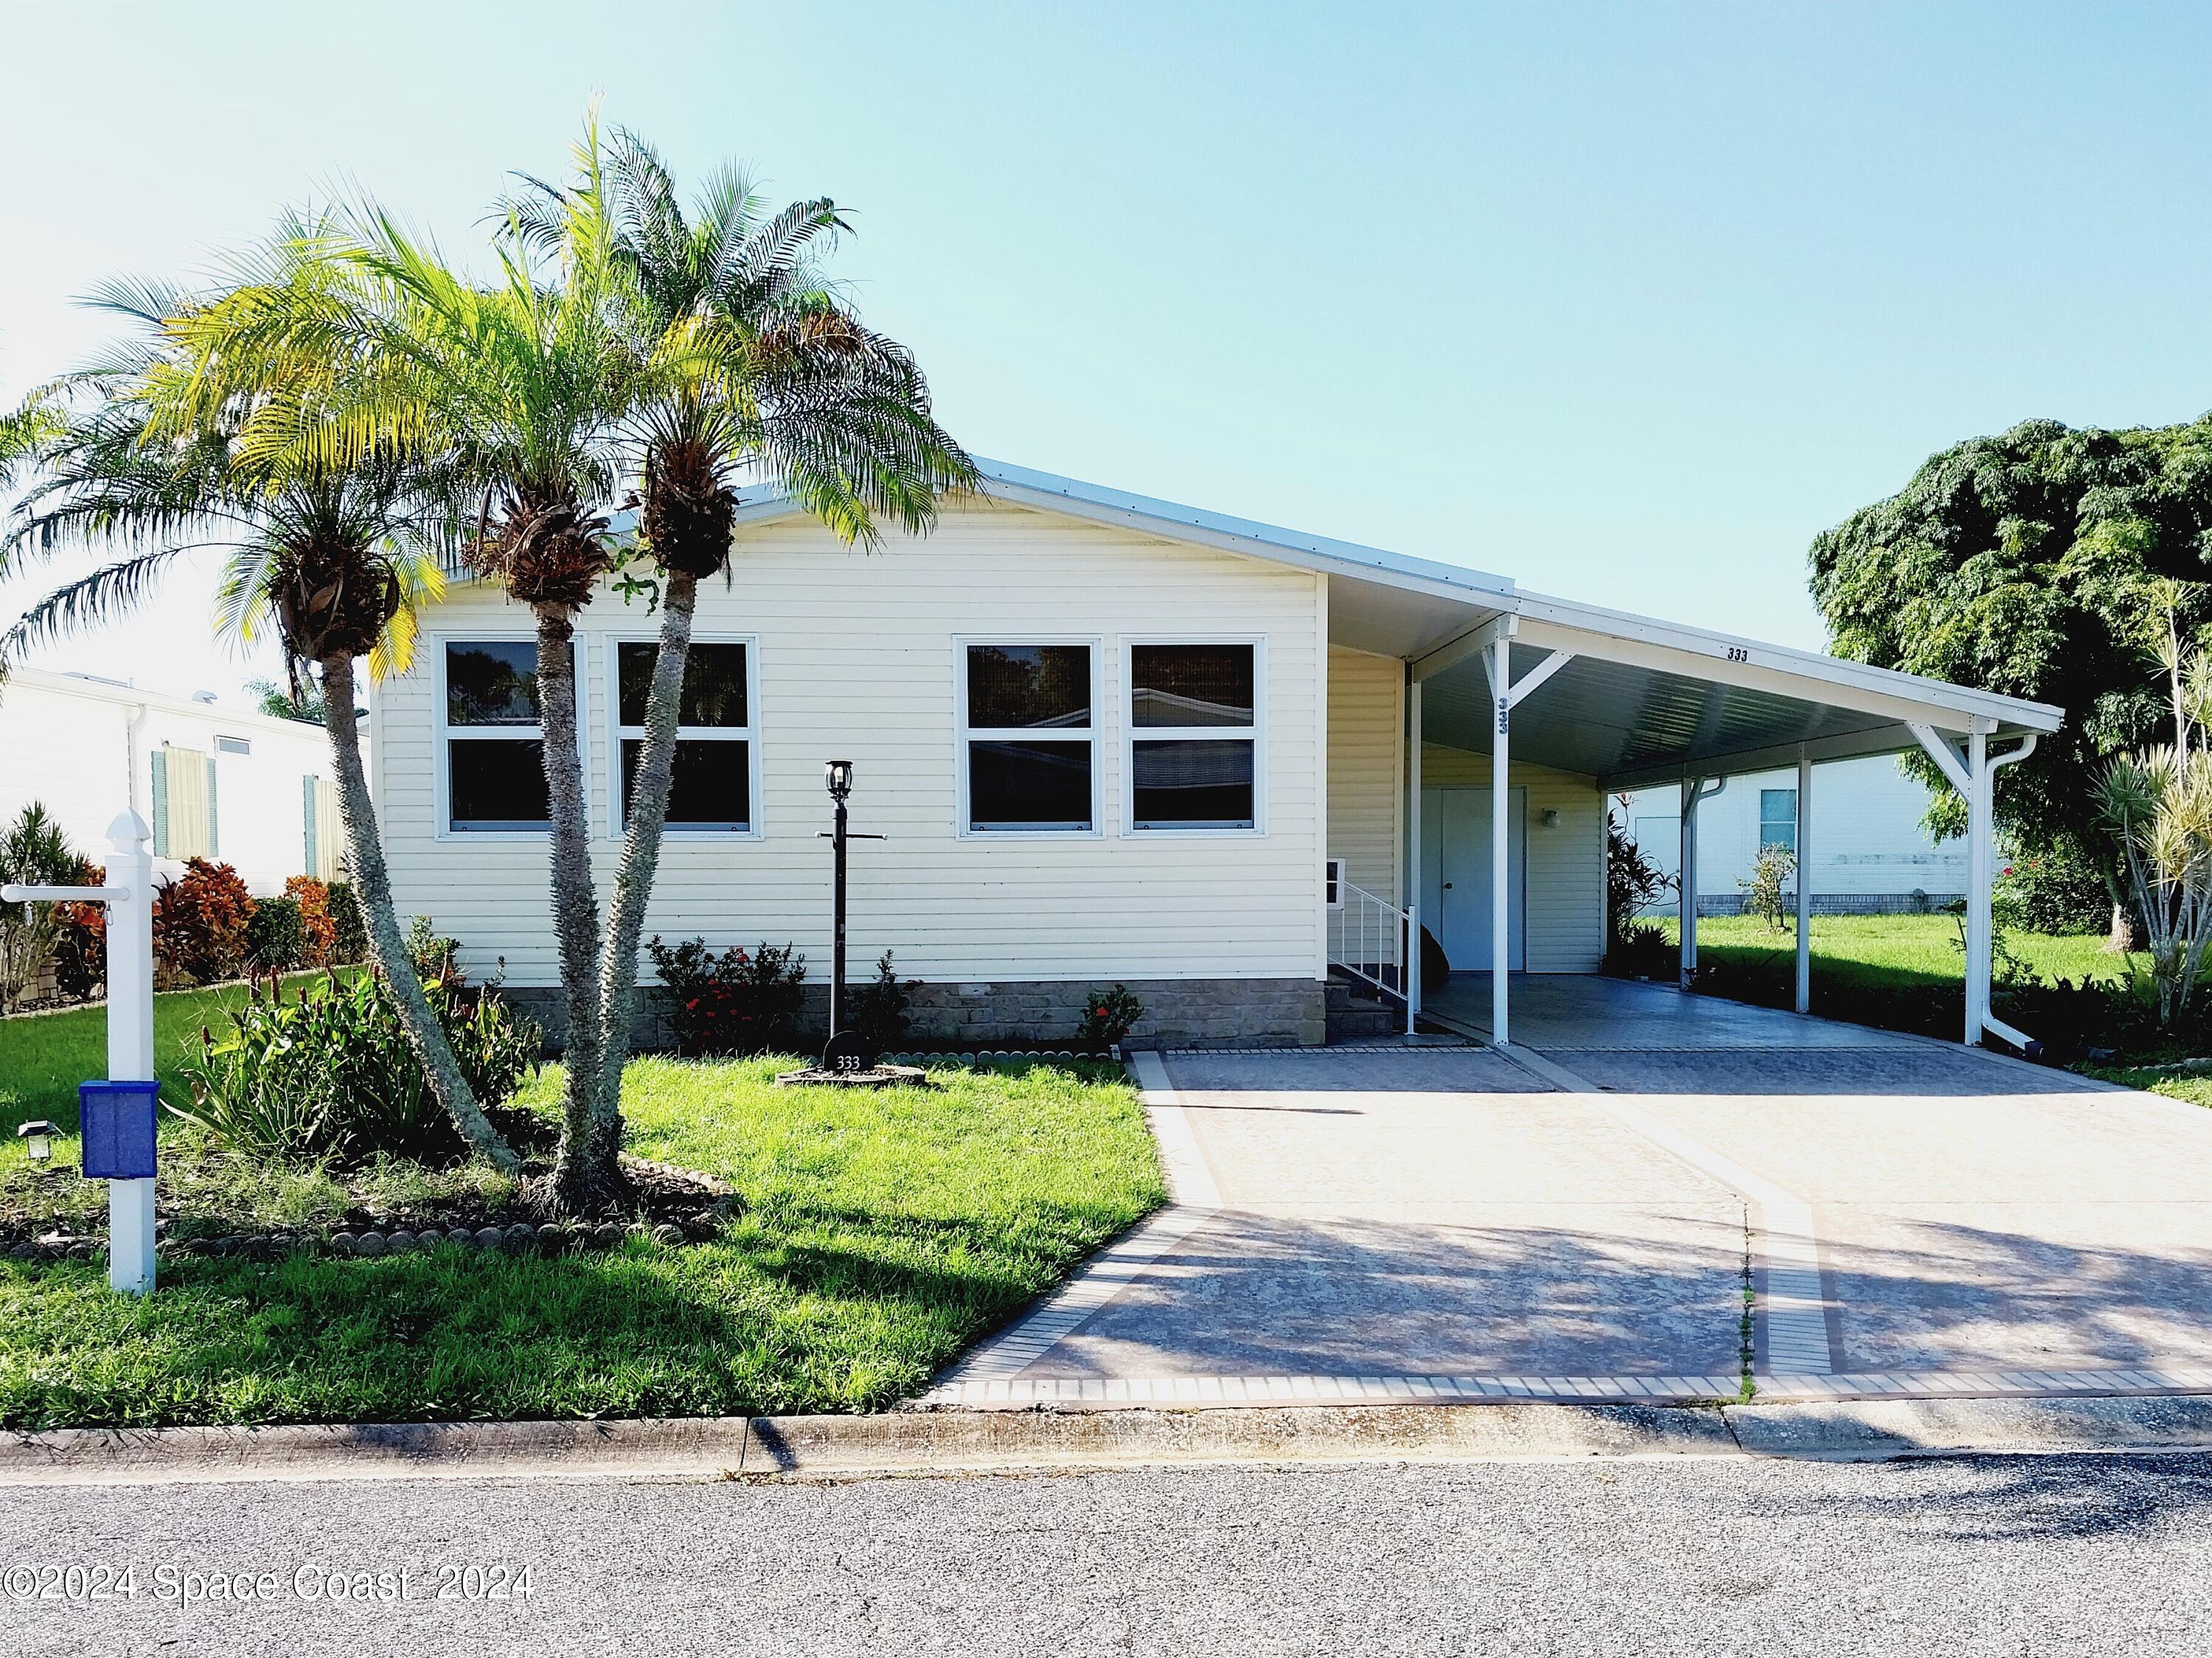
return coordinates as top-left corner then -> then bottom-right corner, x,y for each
2,1451 -> 2209,1657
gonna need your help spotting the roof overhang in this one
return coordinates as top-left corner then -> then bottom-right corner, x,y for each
726,458 -> 2065,784
1411,596 -> 2060,790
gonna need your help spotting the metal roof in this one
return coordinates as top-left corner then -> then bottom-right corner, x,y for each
727,458 -> 2065,773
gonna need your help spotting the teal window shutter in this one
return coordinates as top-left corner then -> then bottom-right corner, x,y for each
302,776 -> 318,875
207,755 -> 220,859
150,750 -> 170,857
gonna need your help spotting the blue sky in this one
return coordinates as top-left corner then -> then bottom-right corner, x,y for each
5,1 -> 2211,702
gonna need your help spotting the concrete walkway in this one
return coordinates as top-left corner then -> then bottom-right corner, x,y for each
930,979 -> 2212,1409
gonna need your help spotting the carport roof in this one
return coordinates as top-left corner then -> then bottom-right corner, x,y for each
728,459 -> 2064,788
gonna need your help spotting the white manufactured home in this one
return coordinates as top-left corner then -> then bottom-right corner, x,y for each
0,666 -> 349,896
372,461 -> 2061,1051
1618,756 -> 1967,916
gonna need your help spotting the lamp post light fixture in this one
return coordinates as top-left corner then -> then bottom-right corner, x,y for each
15,1120 -> 58,1168
818,760 -> 882,1072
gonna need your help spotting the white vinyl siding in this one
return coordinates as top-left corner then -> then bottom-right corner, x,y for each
1413,742 -> 1605,974
1325,646 -> 1403,906
0,669 -> 347,896
372,504 -> 1326,986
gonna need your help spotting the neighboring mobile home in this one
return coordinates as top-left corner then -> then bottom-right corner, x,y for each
0,666 -> 349,895
372,461 -> 2061,1051
1617,756 -> 1966,916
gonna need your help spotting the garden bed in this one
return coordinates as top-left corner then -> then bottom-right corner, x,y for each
0,1054 -> 1164,1429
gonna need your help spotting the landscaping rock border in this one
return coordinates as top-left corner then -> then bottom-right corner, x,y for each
2,1154 -> 737,1265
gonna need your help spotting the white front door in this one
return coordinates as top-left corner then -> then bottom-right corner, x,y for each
1421,785 -> 1527,972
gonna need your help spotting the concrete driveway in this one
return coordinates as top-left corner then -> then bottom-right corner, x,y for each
928,980 -> 2212,1408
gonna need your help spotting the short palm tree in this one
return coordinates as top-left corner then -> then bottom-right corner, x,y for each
511,124 -> 976,1138
0,267 -> 521,1169
181,156 -> 644,1213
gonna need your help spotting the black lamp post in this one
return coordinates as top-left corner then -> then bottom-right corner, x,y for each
824,760 -> 852,1042
819,761 -> 880,1070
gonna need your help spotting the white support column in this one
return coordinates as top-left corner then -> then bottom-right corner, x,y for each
1965,728 -> 1991,1048
105,812 -> 157,1296
1794,748 -> 1812,1014
1406,676 -> 1423,1036
1680,780 -> 1700,987
1490,635 -> 1511,1045
1679,777 -> 1725,988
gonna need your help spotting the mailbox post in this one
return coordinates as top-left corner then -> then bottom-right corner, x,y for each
1,809 -> 158,1294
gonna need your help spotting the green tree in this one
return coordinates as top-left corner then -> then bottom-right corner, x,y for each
0,258 -> 521,1170
507,124 -> 974,1131
182,153 -> 641,1212
1809,414 -> 2212,933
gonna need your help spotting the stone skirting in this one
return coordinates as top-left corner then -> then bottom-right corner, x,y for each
499,976 -> 1328,1056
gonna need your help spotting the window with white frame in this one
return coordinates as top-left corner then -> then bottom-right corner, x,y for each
1759,787 -> 1798,854
961,643 -> 1095,831
613,640 -> 754,832
1127,642 -> 1258,830
442,640 -> 560,832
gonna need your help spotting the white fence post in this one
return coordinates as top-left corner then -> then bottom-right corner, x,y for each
105,811 -> 157,1295
2,808 -> 158,1295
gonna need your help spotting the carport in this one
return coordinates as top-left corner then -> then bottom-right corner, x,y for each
1325,570 -> 2063,1052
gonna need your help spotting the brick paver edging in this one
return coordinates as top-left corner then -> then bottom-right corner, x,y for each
924,1368 -> 2212,1410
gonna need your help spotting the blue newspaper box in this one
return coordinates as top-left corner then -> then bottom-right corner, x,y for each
77,1080 -> 159,1180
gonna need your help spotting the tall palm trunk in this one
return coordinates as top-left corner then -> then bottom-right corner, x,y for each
319,652 -> 519,1171
595,568 -> 699,1138
534,607 -> 613,1214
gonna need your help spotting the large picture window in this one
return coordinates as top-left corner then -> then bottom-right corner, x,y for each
441,639 -> 560,832
613,640 -> 754,833
961,642 -> 1095,832
1127,641 -> 1259,830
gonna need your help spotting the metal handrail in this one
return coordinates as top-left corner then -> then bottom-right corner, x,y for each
1327,882 -> 1419,1034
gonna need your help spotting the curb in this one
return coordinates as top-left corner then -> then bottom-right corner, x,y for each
4,1394 -> 2211,1487
0,1404 -> 1732,1487
1725,1394 -> 2212,1462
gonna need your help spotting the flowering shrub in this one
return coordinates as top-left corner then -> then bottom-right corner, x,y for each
52,863 -> 108,1001
1997,845 -> 2112,936
1076,984 -> 1146,1051
153,858 -> 256,984
285,875 -> 340,966
646,936 -> 808,1056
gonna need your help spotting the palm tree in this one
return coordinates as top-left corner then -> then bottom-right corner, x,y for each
510,125 -> 975,1151
0,268 -> 521,1170
182,153 -> 644,1213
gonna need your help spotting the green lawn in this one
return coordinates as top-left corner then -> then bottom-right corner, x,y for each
2080,1067 -> 2212,1112
1648,913 -> 2134,1041
0,974 -> 352,1139
0,1055 -> 1164,1429
1662,912 -> 2128,986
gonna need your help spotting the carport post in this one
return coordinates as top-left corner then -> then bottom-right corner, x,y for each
1678,777 -> 1725,987
1965,727 -> 1991,1048
1406,677 -> 1422,1035
1794,748 -> 1812,1014
1490,635 -> 1511,1044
